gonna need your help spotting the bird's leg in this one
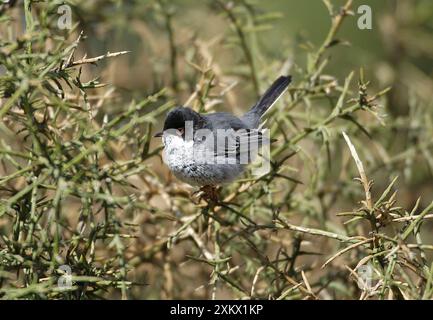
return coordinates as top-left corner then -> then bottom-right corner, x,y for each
190,185 -> 220,205
201,185 -> 219,203
191,185 -> 219,204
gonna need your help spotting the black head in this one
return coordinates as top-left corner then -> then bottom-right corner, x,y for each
154,106 -> 204,137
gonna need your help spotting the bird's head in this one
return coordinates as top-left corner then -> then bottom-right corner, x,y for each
154,106 -> 204,138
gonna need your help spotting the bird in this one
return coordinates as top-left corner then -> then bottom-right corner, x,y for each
154,75 -> 292,202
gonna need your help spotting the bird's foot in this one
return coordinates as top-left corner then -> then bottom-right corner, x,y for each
191,185 -> 219,204
201,185 -> 219,203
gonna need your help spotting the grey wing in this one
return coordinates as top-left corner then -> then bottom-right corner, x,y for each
203,112 -> 250,131
200,113 -> 270,164
220,129 -> 271,164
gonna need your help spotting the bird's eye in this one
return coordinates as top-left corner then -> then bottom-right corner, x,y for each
176,128 -> 185,136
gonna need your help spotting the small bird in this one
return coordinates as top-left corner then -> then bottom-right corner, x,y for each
154,75 -> 292,201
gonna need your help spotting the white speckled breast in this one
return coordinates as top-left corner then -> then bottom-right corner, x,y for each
162,134 -> 245,186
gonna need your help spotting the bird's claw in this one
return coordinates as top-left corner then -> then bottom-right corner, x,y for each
191,185 -> 219,204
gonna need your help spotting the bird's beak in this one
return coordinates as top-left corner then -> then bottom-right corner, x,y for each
154,131 -> 163,138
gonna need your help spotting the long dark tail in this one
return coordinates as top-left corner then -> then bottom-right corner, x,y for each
242,75 -> 292,128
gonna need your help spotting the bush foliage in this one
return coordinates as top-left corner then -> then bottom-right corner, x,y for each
1,0 -> 433,299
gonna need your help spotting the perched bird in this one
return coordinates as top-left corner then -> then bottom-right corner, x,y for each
154,75 -> 292,201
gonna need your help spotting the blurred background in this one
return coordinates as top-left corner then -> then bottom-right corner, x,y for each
1,0 -> 433,300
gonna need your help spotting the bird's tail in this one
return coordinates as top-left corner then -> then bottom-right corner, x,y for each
242,75 -> 292,128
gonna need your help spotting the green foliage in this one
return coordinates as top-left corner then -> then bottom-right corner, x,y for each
1,0 -> 433,300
